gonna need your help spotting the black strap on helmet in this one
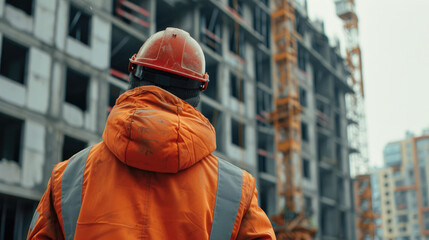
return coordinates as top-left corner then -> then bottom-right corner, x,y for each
134,66 -> 204,90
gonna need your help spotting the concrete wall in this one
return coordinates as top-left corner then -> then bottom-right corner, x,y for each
0,0 -> 111,200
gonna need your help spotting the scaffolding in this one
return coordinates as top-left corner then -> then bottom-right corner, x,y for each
335,0 -> 368,176
270,0 -> 315,238
354,175 -> 375,240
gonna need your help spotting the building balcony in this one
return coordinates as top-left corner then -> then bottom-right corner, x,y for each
200,27 -> 222,55
113,0 -> 151,36
258,149 -> 276,176
209,0 -> 264,44
348,141 -> 359,154
335,0 -> 356,20
316,110 -> 329,128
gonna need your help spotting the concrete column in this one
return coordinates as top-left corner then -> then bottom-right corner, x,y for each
91,16 -> 111,70
26,47 -> 51,114
21,120 -> 46,189
34,0 -> 57,44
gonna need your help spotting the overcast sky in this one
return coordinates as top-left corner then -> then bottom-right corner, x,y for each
306,0 -> 429,168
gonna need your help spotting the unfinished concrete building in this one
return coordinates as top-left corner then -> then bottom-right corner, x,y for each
0,0 -> 276,238
0,0 -> 356,239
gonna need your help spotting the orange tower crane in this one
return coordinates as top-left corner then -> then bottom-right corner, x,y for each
270,0 -> 316,238
336,1 -> 373,238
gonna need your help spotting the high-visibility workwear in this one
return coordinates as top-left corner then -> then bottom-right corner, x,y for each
27,86 -> 275,240
129,28 -> 210,90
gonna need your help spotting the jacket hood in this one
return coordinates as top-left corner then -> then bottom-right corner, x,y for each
103,86 -> 216,173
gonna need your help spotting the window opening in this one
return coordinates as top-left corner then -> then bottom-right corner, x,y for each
338,179 -> 345,205
254,7 -> 269,47
0,196 -> 37,239
229,26 -> 245,59
336,144 -> 342,170
256,88 -> 272,126
1,197 -> 17,239
334,87 -> 341,107
108,84 -> 124,112
316,100 -> 330,127
301,122 -> 309,142
203,61 -> 219,101
299,87 -> 307,107
314,70 -> 329,96
68,5 -> 91,45
321,204 -> 336,236
5,0 -> 33,15
335,114 -> 341,138
110,26 -> 141,82
0,38 -> 28,84
231,118 -> 245,148
330,49 -> 338,68
200,8 -> 222,54
318,133 -> 333,162
200,103 -> 224,153
230,72 -> 244,102
0,113 -> 23,164
255,50 -> 271,87
259,188 -> 268,213
258,131 -> 274,174
297,45 -> 306,71
303,158 -> 310,179
340,211 -> 347,238
304,196 -> 313,217
296,14 -> 305,36
65,68 -> 89,111
62,135 -> 87,161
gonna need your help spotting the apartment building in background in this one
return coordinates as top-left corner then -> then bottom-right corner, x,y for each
370,131 -> 429,240
0,0 -> 357,239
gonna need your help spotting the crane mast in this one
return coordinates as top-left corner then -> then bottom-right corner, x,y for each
335,0 -> 368,176
270,0 -> 315,238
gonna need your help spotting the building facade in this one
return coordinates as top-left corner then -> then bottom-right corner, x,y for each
0,0 -> 356,239
371,133 -> 429,240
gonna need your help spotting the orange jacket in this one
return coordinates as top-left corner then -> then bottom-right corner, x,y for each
27,86 -> 276,239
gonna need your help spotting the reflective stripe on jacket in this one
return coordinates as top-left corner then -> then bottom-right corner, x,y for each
27,86 -> 275,239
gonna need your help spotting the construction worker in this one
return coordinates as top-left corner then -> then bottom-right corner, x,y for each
27,28 -> 275,240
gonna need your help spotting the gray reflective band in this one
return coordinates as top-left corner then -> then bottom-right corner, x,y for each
210,158 -> 243,240
61,147 -> 91,240
29,210 -> 40,230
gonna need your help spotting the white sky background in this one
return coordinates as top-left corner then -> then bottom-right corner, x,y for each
305,0 -> 429,167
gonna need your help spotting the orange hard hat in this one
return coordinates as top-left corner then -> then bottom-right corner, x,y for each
129,27 -> 209,90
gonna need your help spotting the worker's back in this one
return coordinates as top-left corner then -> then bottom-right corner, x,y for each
67,142 -> 225,239
27,86 -> 275,239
